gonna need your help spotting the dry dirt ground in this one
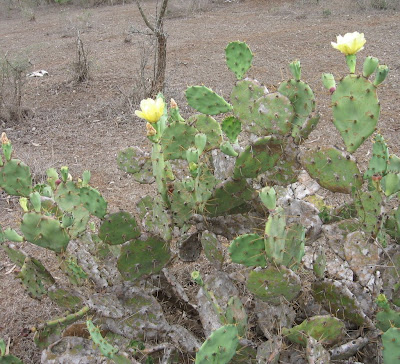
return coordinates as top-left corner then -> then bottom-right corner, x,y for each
0,0 -> 399,362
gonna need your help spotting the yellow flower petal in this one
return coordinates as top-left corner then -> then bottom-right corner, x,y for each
135,98 -> 165,123
331,32 -> 366,55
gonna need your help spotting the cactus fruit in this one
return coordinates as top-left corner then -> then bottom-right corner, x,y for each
246,266 -> 301,305
99,212 -> 140,245
117,235 -> 170,281
221,116 -> 241,144
301,147 -> 363,193
229,233 -> 267,267
282,315 -> 345,347
225,41 -> 253,80
331,75 -> 381,153
362,56 -> 379,78
195,324 -> 239,364
186,86 -> 232,115
20,212 -> 70,253
382,327 -> 400,364
0,159 -> 32,197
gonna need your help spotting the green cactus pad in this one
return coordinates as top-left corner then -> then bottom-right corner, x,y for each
332,75 -> 380,153
293,113 -> 320,144
205,178 -> 254,217
136,195 -> 171,242
47,287 -> 82,310
87,320 -> 118,359
364,133 -> 389,180
21,212 -> 70,253
229,233 -> 267,267
233,136 -> 282,179
117,236 -> 170,281
1,243 -> 26,267
201,231 -> 224,269
60,256 -> 88,286
381,172 -> 400,197
18,257 -> 55,298
195,164 -> 218,208
195,325 -> 239,364
354,190 -> 382,234
170,181 -> 196,227
312,280 -> 368,326
0,159 -> 32,196
188,114 -> 223,151
226,296 -> 248,337
281,223 -> 306,270
282,315 -> 345,347
67,205 -> 90,239
117,147 -> 154,184
376,295 -> 400,332
231,79 -> 268,135
278,79 -> 316,130
0,355 -> 23,363
160,121 -> 198,160
79,186 -> 107,218
301,147 -> 363,193
247,266 -> 301,305
248,93 -> 294,136
54,181 -> 81,211
221,116 -> 242,144
186,86 -> 232,115
99,212 -> 140,245
225,41 -> 253,80
382,327 -> 400,364
388,154 -> 400,173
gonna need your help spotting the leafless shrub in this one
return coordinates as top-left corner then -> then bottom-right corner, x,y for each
72,32 -> 91,82
0,55 -> 31,124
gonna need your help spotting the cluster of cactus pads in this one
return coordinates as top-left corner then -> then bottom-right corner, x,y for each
1,37 -> 400,364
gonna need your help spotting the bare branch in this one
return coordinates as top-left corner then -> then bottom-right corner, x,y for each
136,0 -> 155,33
156,0 -> 169,31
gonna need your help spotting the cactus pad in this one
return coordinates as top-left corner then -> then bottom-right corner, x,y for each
200,230 -> 224,269
233,137 -> 282,179
117,236 -> 170,281
188,114 -> 222,151
382,327 -> 400,364
229,233 -> 267,267
247,266 -> 301,305
364,133 -> 388,180
282,315 -> 345,347
0,159 -> 32,197
195,325 -> 239,364
205,178 -> 254,217
99,212 -> 140,245
312,280 -> 369,326
332,75 -> 380,153
225,41 -> 253,80
21,212 -> 70,253
226,296 -> 248,337
117,147 -> 154,184
186,86 -> 232,115
221,116 -> 242,144
160,121 -> 198,160
301,147 -> 363,193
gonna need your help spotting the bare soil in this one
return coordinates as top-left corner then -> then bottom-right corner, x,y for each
0,0 -> 399,362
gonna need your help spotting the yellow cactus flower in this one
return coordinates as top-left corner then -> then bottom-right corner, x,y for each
331,32 -> 366,55
135,98 -> 165,123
